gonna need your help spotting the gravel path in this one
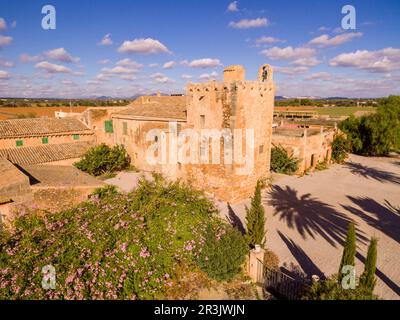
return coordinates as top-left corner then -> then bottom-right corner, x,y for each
219,154 -> 400,299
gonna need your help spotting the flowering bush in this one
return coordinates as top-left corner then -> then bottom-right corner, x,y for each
0,175 -> 247,299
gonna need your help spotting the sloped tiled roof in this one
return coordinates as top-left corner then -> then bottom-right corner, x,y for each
113,96 -> 187,121
0,118 -> 92,138
0,141 -> 94,165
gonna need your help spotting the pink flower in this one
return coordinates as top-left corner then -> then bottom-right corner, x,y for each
120,242 -> 128,253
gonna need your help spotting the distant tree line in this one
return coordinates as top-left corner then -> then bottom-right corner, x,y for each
0,99 -> 132,108
275,98 -> 379,107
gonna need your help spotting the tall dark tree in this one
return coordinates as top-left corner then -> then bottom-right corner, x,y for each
338,222 -> 356,282
359,237 -> 378,293
245,180 -> 266,249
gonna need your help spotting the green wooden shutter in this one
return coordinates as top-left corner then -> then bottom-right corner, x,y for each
104,120 -> 114,133
16,140 -> 23,147
42,137 -> 49,144
73,134 -> 80,140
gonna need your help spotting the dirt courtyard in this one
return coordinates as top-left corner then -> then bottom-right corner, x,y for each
219,154 -> 400,299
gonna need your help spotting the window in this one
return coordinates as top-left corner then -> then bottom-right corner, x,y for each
16,140 -> 23,147
104,120 -> 113,133
42,137 -> 49,144
177,123 -> 182,135
200,115 -> 205,128
73,134 -> 80,140
123,122 -> 128,135
259,145 -> 264,154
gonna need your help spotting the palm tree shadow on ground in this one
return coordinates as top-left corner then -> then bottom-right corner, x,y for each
346,162 -> 400,185
266,185 -> 367,247
226,203 -> 245,235
342,196 -> 400,244
277,230 -> 325,280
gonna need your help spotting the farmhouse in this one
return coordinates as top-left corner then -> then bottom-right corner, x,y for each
80,64 -> 275,202
0,64 -> 337,204
0,117 -> 95,165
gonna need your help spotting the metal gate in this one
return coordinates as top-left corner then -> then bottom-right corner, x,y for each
256,259 -> 309,300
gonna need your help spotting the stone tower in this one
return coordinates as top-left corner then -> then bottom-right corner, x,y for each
184,64 -> 275,203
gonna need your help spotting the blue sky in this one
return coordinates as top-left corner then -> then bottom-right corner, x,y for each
0,0 -> 399,98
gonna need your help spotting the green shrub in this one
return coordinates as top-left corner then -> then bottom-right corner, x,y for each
303,277 -> 378,300
74,144 -> 130,176
197,225 -> 248,282
270,144 -> 299,175
0,175 -> 242,299
91,185 -> 118,198
359,237 -> 378,294
339,96 -> 400,156
331,133 -> 350,163
245,180 -> 266,249
338,223 -> 356,283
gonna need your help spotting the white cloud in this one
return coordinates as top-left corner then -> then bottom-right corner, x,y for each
0,58 -> 15,68
148,63 -> 159,67
256,36 -> 286,45
45,48 -> 80,63
261,46 -> 316,60
151,72 -> 174,84
199,71 -> 218,81
228,18 -> 268,29
163,61 -> 176,69
305,72 -> 332,81
333,27 -> 346,34
20,54 -> 42,63
0,70 -> 10,79
98,59 -> 110,65
0,18 -> 6,31
95,73 -> 109,82
227,1 -> 239,12
318,26 -> 330,32
274,66 -> 308,75
330,48 -> 400,73
11,20 -> 16,28
182,58 -> 221,68
181,74 -> 193,80
35,61 -> 72,74
101,66 -> 138,75
118,38 -> 170,55
98,33 -> 113,46
116,58 -> 143,69
309,32 -> 363,47
0,35 -> 12,48
291,57 -> 321,67
61,80 -> 78,86
120,75 -> 136,81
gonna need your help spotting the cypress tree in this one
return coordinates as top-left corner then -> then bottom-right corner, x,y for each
245,180 -> 266,249
338,222 -> 356,282
360,237 -> 378,293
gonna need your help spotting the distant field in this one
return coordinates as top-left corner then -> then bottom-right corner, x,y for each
274,106 -> 377,117
0,106 -> 89,120
315,106 -> 376,117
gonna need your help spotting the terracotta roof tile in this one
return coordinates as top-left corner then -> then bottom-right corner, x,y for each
113,96 -> 187,121
0,118 -> 91,138
0,141 -> 94,165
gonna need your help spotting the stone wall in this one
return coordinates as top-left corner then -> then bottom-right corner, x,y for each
0,133 -> 93,149
0,158 -> 30,202
79,107 -> 123,146
183,65 -> 275,202
107,65 -> 276,203
272,127 -> 336,173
